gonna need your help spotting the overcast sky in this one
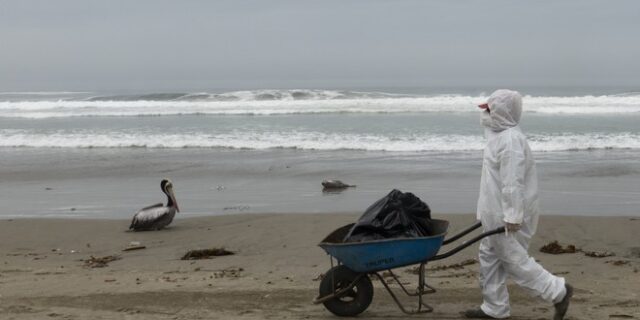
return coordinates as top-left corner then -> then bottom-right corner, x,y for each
1,0 -> 639,92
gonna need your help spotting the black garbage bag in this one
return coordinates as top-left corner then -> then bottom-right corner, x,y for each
344,189 -> 433,242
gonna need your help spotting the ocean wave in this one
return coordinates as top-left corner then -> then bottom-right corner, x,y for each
1,130 -> 638,152
0,91 -> 91,95
2,90 -> 640,118
85,89 -> 411,102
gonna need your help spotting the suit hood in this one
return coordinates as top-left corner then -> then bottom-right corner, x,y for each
481,89 -> 523,132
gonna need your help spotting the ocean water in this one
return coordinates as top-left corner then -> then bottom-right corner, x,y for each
1,88 -> 639,218
1,89 -> 640,152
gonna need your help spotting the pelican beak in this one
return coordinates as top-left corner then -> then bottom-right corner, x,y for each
168,186 -> 180,212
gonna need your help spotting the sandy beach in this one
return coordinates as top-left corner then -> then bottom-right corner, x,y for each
1,213 -> 638,319
3,1 -> 640,319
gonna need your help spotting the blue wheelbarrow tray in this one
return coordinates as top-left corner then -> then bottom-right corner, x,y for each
318,219 -> 450,273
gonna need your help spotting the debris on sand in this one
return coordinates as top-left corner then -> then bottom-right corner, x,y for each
540,241 -> 577,254
159,276 -> 178,283
375,271 -> 410,284
404,267 -> 419,275
380,271 -> 398,279
609,314 -> 634,318
606,260 -> 630,266
123,245 -> 146,251
123,241 -> 146,251
84,255 -> 120,268
213,267 -> 243,279
430,270 -> 477,279
405,259 -> 478,274
312,273 -> 324,281
429,259 -> 478,271
181,248 -> 234,260
223,206 -> 250,212
584,250 -> 615,258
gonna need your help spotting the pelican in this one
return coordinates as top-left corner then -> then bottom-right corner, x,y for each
129,179 -> 180,231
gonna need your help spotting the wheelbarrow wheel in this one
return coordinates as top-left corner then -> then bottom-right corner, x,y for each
319,265 -> 373,317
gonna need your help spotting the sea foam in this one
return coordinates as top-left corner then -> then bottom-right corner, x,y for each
1,90 -> 640,118
1,130 -> 638,152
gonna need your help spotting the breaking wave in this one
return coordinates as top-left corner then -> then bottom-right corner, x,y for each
2,90 -> 640,118
1,130 -> 638,152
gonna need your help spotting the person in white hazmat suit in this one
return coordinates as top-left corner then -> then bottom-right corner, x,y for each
463,90 -> 573,319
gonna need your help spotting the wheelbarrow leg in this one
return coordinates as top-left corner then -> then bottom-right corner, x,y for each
373,270 -> 434,314
417,263 -> 436,295
416,262 -> 436,313
385,263 -> 435,297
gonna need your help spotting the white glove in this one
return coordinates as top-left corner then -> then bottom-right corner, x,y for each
505,223 -> 521,235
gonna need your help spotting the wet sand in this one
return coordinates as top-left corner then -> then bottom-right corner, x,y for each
1,214 -> 639,319
2,148 -> 640,219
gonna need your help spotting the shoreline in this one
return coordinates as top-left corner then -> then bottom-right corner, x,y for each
1,213 -> 639,319
2,211 -> 640,221
2,147 -> 640,219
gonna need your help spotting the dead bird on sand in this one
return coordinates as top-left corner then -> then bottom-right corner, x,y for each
321,179 -> 356,190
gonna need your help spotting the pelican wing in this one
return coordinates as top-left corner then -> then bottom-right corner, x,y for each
130,205 -> 170,230
139,202 -> 163,211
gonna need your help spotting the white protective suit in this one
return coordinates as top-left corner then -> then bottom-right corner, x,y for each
476,89 -> 566,318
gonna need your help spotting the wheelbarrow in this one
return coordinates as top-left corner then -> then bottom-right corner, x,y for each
313,219 -> 505,316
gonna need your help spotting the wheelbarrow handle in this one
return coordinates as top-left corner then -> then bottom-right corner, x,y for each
442,221 -> 482,245
430,226 -> 505,261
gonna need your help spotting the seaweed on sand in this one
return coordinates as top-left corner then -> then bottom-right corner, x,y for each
84,255 -> 121,268
540,241 -> 577,254
181,248 -> 234,260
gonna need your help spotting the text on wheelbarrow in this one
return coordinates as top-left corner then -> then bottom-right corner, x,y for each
365,257 -> 395,268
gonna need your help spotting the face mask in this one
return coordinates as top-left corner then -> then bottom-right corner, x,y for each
480,109 -> 496,129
